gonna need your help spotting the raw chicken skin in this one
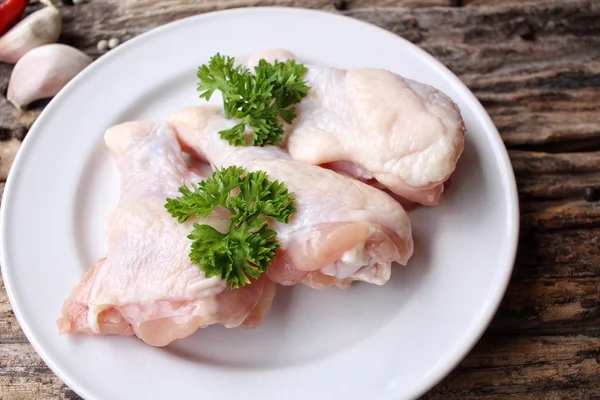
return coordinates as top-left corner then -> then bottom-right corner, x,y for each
247,49 -> 466,206
58,121 -> 276,346
168,106 -> 414,289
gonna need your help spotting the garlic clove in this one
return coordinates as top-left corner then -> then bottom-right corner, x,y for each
7,44 -> 92,110
0,0 -> 62,64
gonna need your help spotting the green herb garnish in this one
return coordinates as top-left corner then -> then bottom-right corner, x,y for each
197,54 -> 309,147
165,166 -> 296,289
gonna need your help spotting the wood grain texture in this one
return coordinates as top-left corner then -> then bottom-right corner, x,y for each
1,0 -> 600,399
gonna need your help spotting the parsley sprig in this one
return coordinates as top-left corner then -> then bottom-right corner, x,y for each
197,54 -> 309,147
165,166 -> 296,289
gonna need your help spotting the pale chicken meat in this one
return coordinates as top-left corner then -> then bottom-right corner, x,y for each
58,121 -> 276,346
248,49 -> 466,206
168,106 -> 414,289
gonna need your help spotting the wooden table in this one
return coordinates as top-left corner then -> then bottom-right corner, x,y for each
1,0 -> 599,399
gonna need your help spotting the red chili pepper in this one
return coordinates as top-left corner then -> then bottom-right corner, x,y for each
0,0 -> 28,36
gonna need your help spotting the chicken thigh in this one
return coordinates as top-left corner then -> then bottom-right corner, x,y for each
168,106 -> 414,289
247,49 -> 466,206
58,121 -> 276,347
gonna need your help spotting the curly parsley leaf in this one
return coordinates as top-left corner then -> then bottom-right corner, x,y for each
196,54 -> 309,147
231,170 -> 297,225
165,166 -> 296,289
165,166 -> 245,223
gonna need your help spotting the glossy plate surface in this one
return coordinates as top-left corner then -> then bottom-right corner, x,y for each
1,7 -> 519,400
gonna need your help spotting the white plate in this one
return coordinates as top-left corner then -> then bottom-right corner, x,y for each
1,7 -> 519,400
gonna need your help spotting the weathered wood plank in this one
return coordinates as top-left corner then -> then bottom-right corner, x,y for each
516,229 -> 600,276
0,277 -> 28,344
517,173 -> 600,201
348,1 -> 600,150
0,139 -> 20,181
522,201 -> 600,231
1,0 -> 599,399
3,334 -> 599,400
424,335 -> 600,399
0,377 -> 75,400
511,151 -> 600,175
1,0 -> 598,147
491,280 -> 600,334
114,0 -> 451,17
0,342 -> 75,400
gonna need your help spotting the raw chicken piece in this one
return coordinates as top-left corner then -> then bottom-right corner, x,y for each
248,49 -> 466,206
168,106 -> 414,289
58,121 -> 276,346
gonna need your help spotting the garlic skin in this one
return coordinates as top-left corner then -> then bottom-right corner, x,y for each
0,1 -> 62,64
7,44 -> 92,110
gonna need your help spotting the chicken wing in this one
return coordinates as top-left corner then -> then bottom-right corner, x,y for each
248,49 -> 466,206
168,106 -> 414,290
58,121 -> 276,346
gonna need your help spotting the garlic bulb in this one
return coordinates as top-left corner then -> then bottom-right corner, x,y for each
7,44 -> 92,110
0,0 -> 62,64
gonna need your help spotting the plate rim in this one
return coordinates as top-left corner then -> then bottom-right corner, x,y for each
0,6 -> 520,400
